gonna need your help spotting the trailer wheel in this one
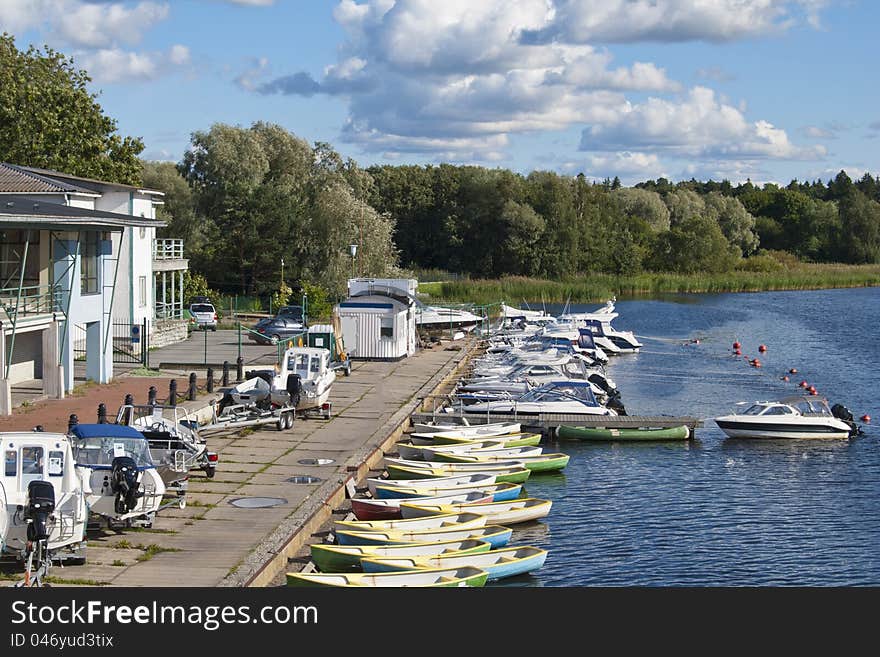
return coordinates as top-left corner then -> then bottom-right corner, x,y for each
178,496 -> 187,510
285,411 -> 294,429
276,416 -> 285,431
205,466 -> 216,479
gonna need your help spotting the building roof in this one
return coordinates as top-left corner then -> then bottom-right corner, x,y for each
0,196 -> 165,230
0,162 -> 97,195
18,164 -> 163,196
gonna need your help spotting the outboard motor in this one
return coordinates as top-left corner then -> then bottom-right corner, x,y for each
286,373 -> 302,408
831,403 -> 862,436
24,481 -> 55,542
110,456 -> 142,514
607,394 -> 627,416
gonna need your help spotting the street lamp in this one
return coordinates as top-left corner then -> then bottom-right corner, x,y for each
349,244 -> 358,279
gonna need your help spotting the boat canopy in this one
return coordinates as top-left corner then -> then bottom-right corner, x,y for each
519,381 -> 601,406
69,424 -> 154,468
741,397 -> 833,417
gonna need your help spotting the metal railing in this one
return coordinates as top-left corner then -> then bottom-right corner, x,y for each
0,284 -> 62,318
152,238 -> 184,260
156,300 -> 184,320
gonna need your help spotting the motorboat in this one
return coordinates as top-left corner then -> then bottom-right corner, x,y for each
118,404 -> 217,484
416,302 -> 483,334
582,318 -> 642,353
0,430 -> 88,573
224,346 -> 336,418
546,319 -> 622,355
69,423 -> 167,528
713,396 -> 858,439
446,381 -> 621,417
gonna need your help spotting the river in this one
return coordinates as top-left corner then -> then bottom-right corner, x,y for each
497,287 -> 880,586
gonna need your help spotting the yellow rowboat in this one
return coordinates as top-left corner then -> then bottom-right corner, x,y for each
400,498 -> 553,525
310,538 -> 492,572
362,546 -> 548,581
334,524 -> 513,549
287,566 -> 489,587
366,473 -> 497,497
422,445 -> 543,461
385,462 -> 531,484
333,512 -> 487,534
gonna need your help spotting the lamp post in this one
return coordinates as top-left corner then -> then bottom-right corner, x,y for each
280,256 -> 285,288
349,244 -> 358,280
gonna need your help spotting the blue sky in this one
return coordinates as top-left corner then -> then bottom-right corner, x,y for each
2,0 -> 878,185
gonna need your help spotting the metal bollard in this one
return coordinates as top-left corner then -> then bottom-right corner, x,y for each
236,356 -> 244,382
97,403 -> 107,424
169,379 -> 178,407
124,393 -> 134,407
222,361 -> 230,387
148,386 -> 157,406
188,372 -> 197,401
207,367 -> 214,393
68,413 -> 78,432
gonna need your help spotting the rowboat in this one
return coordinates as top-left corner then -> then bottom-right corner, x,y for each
362,546 -> 548,581
557,424 -> 691,441
333,512 -> 487,534
386,462 -> 531,484
366,473 -> 497,497
287,566 -> 489,587
410,422 -> 521,436
396,439 -> 514,460
335,524 -> 513,549
310,538 -> 491,572
385,457 -> 523,471
424,445 -> 543,462
409,432 -> 542,447
400,498 -> 553,525
374,481 -> 523,502
431,452 -> 571,473
351,491 -> 493,521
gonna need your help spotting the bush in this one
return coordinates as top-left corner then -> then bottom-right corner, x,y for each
736,253 -> 784,273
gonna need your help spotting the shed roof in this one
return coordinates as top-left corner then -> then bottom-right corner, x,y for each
0,196 -> 165,230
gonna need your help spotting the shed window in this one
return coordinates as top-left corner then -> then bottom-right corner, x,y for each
380,317 -> 394,338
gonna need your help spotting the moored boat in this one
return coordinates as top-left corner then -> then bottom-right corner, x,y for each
333,512 -> 487,534
410,422 -> 521,436
400,498 -> 553,525
385,462 -> 531,484
424,445 -> 543,462
362,546 -> 548,581
350,491 -> 493,521
287,566 -> 489,587
335,524 -> 513,549
374,481 -> 523,502
410,432 -> 542,447
366,474 -> 497,497
557,425 -> 691,441
713,396 -> 857,439
429,452 -> 571,473
311,538 -> 491,572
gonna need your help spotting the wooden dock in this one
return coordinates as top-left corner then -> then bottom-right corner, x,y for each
409,412 -> 704,436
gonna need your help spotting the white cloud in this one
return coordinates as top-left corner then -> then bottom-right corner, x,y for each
582,87 -> 824,160
218,0 -> 275,5
582,151 -> 668,180
77,44 -> 190,83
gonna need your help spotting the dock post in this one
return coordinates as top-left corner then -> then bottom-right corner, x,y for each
207,367 -> 214,393
97,403 -> 107,424
169,379 -> 177,407
68,413 -> 78,432
222,360 -> 230,387
236,356 -> 244,382
148,386 -> 157,406
188,372 -> 197,401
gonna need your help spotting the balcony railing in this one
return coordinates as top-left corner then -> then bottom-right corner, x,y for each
0,284 -> 63,319
153,238 -> 184,260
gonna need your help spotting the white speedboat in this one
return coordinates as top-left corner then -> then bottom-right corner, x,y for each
0,431 -> 88,567
448,381 -> 619,417
713,396 -> 857,439
228,346 -> 336,418
416,301 -> 482,334
69,423 -> 166,527
582,318 -> 642,353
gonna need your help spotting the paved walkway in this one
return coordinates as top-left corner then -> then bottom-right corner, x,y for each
36,344 -> 467,587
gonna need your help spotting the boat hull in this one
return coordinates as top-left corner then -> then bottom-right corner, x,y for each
362,546 -> 548,580
714,418 -> 851,440
558,425 -> 690,441
386,463 -> 531,484
311,538 -> 491,572
400,498 -> 553,525
287,566 -> 488,587
374,482 -> 523,502
335,525 -> 513,549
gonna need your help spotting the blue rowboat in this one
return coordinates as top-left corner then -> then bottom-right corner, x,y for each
373,481 -> 523,502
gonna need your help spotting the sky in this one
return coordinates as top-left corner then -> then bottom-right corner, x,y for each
1,0 -> 878,185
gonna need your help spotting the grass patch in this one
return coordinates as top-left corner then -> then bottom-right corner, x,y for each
125,367 -> 164,377
44,576 -> 110,586
135,544 -> 182,562
111,560 -> 126,567
70,380 -> 100,397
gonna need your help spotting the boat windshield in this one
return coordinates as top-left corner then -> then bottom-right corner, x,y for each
741,404 -> 768,415
73,436 -> 153,467
793,399 -> 832,416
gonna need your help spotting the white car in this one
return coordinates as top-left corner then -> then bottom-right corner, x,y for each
189,302 -> 218,331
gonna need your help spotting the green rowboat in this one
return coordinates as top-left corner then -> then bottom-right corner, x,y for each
310,538 -> 491,572
557,425 -> 691,441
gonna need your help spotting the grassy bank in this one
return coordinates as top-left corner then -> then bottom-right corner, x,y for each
418,264 -> 880,305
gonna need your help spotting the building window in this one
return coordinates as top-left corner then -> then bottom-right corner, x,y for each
0,229 -> 40,289
139,227 -> 146,239
380,316 -> 394,339
138,276 -> 147,307
80,232 -> 99,295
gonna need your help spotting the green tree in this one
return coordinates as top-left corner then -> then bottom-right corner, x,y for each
837,189 -> 880,263
649,215 -> 739,273
704,192 -> 759,256
610,187 -> 671,232
0,34 -> 143,183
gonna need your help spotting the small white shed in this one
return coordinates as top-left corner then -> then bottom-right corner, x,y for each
335,288 -> 416,361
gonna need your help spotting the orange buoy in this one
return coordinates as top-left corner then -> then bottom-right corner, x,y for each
758,344 -> 767,352
799,381 -> 808,388
810,389 -> 818,396
861,415 -> 871,423
789,368 -> 798,374
733,341 -> 741,350
753,360 -> 762,368
782,375 -> 790,382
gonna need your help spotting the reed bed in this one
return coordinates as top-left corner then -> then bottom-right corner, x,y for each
426,265 -> 880,305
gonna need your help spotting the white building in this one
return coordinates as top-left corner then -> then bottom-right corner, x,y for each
336,278 -> 417,360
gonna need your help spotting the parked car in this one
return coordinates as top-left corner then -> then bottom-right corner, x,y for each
277,305 -> 305,323
189,301 -> 218,331
249,316 -> 306,345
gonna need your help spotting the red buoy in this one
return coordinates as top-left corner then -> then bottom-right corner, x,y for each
799,381 -> 808,388
861,415 -> 871,423
782,375 -> 790,382
810,389 -> 818,396
733,341 -> 741,350
753,360 -> 762,368
758,344 -> 767,352
789,368 -> 798,374
734,348 -> 742,355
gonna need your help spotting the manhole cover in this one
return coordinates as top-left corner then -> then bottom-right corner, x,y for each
228,497 -> 287,508
297,458 -> 335,466
286,475 -> 322,484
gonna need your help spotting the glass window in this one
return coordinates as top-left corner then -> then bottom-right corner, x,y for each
4,449 -> 16,476
48,450 -> 64,476
0,229 -> 40,289
72,437 -> 152,467
21,446 -> 44,483
138,276 -> 147,307
380,316 -> 394,338
310,357 -> 320,373
80,232 -> 99,295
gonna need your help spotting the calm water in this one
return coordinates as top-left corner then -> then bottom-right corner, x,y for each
496,287 -> 880,586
